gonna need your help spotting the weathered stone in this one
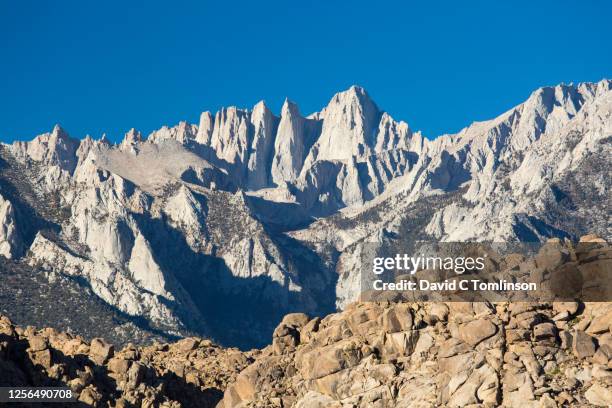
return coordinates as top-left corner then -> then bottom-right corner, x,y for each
61,338 -> 87,356
108,357 -> 131,375
28,335 -> 48,352
533,323 -> 556,342
176,337 -> 199,352
89,338 -> 114,365
120,345 -> 139,361
507,329 -> 531,343
280,313 -> 310,328
584,383 -> 612,406
78,386 -> 102,405
127,361 -> 145,388
539,393 -> 557,408
536,244 -> 570,271
457,319 -> 497,346
185,371 -> 200,386
553,302 -> 579,316
572,330 -> 597,359
580,234 -> 607,243
300,317 -> 321,343
593,344 -> 612,365
30,349 -> 52,368
382,305 -> 413,333
0,232 -> 611,408
0,314 -> 254,407
294,391 -> 342,408
587,310 -> 612,335
298,339 -> 364,380
592,364 -> 612,380
272,329 -> 299,355
429,303 -> 449,323
558,330 -> 572,349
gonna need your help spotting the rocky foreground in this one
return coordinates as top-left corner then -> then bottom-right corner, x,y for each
1,238 -> 611,407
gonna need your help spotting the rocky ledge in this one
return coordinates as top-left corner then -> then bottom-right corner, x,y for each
0,316 -> 254,407
1,238 -> 611,407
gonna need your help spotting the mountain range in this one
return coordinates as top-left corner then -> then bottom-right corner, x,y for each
0,80 -> 610,348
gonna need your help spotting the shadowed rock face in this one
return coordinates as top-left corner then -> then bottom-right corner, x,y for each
0,314 -> 253,408
0,80 -> 610,353
1,238 -> 610,407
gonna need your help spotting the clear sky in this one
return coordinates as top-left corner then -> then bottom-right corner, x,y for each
1,0 -> 610,142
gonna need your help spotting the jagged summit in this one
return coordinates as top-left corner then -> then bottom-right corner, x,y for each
51,123 -> 68,136
281,98 -> 300,114
330,84 -> 377,108
123,127 -> 142,142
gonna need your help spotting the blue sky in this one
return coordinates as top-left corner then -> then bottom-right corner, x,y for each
1,0 -> 610,142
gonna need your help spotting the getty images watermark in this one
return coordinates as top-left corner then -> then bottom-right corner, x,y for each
360,241 -> 611,302
371,253 -> 536,292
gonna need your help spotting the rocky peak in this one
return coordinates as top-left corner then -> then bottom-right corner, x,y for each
50,124 -> 70,141
247,101 -> 278,190
99,133 -> 111,146
210,107 -> 251,165
9,124 -> 80,173
121,128 -> 143,148
271,99 -> 311,185
281,98 -> 300,117
374,111 -> 414,152
76,135 -> 95,165
148,121 -> 197,145
307,85 -> 382,162
510,81 -> 606,146
324,85 -> 377,112
196,111 -> 215,145
251,100 -> 271,118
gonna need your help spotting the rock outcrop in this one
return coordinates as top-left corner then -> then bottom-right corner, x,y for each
0,193 -> 21,258
2,299 -> 610,406
0,315 -> 253,407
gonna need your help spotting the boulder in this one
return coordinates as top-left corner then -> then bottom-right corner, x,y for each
78,386 -> 102,405
558,330 -> 572,349
429,303 -> 449,322
533,323 -> 556,342
89,338 -> 114,365
572,330 -> 597,359
127,361 -> 145,388
298,338 -> 364,380
280,313 -> 310,328
535,243 -> 569,271
457,319 -> 497,346
585,383 -> 612,406
593,345 -> 611,365
28,335 -> 49,352
30,349 -> 52,368
300,317 -> 321,343
107,357 -> 131,375
176,337 -> 199,352
586,310 -> 612,335
272,326 -> 299,355
552,301 -> 579,316
580,235 -> 607,243
382,305 -> 413,333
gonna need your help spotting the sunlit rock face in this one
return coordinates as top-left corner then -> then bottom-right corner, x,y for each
0,80 -> 610,348
0,193 -> 21,258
